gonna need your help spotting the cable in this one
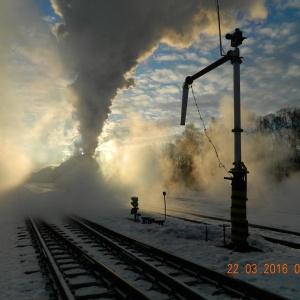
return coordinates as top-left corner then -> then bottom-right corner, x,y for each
215,0 -> 226,56
191,85 -> 232,177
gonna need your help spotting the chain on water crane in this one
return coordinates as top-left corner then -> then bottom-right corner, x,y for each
191,85 -> 232,178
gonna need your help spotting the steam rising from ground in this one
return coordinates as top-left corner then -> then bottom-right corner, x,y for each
99,115 -> 169,205
52,155 -> 122,215
0,149 -> 31,194
176,97 -> 300,212
99,98 -> 300,215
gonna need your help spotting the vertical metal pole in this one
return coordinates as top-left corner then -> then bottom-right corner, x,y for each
230,48 -> 249,251
163,192 -> 167,220
233,49 -> 242,168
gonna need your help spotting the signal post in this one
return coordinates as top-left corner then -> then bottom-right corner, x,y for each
131,197 -> 139,221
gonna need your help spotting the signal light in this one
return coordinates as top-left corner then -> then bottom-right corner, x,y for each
225,28 -> 247,48
131,197 -> 138,208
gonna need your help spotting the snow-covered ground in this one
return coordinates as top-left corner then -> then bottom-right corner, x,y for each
0,184 -> 299,299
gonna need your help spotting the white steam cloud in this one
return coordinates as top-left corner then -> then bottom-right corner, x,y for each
51,0 -> 267,155
0,0 -> 74,194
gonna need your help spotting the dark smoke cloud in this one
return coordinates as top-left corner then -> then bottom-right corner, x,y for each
51,0 -> 266,155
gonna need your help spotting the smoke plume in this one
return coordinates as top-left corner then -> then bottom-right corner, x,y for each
51,0 -> 267,155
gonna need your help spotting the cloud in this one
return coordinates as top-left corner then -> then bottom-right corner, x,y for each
240,16 -> 300,114
154,53 -> 184,62
160,85 -> 181,95
149,69 -> 182,84
257,22 -> 297,41
275,0 -> 300,10
247,0 -> 268,19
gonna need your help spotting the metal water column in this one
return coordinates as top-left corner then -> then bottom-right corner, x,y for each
180,28 -> 249,250
228,48 -> 249,250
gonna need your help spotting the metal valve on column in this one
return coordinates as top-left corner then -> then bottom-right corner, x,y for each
225,28 -> 246,48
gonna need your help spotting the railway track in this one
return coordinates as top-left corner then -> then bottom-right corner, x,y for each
27,216 -> 150,300
26,215 -> 289,300
144,207 -> 300,250
170,208 -> 300,237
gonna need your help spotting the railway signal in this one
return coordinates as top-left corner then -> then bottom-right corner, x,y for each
180,28 -> 250,251
131,197 -> 139,221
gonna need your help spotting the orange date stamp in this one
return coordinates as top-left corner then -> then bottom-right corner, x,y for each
227,263 -> 300,275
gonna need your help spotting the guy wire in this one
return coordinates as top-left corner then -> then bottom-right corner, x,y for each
191,85 -> 232,178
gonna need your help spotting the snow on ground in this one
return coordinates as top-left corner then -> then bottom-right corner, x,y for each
0,184 -> 299,299
0,187 -> 52,300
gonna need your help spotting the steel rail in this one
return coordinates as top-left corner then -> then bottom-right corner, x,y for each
28,217 -> 150,300
145,208 -> 300,249
165,208 -> 300,237
71,215 -> 289,300
68,215 -> 207,300
27,216 -> 74,300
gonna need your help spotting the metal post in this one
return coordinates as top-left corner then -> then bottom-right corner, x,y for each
229,49 -> 249,251
163,192 -> 167,220
233,49 -> 242,168
218,224 -> 230,244
205,224 -> 212,242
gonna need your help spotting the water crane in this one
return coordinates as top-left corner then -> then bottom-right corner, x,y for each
180,28 -> 250,251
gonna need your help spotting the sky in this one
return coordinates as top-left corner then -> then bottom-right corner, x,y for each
0,0 -> 299,189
